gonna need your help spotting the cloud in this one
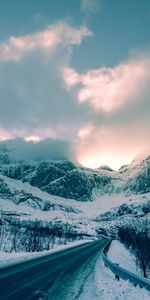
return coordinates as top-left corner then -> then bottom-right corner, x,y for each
63,54 -> 150,112
81,0 -> 101,15
0,138 -> 74,162
63,51 -> 150,169
1,20 -> 150,169
0,22 -> 91,141
0,22 -> 91,61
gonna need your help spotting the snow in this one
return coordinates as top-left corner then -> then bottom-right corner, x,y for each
78,193 -> 150,218
0,240 -> 92,268
53,251 -> 150,300
0,174 -> 84,217
1,239 -> 149,299
95,258 -> 150,300
0,196 -> 97,240
0,197 -> 34,214
107,240 -> 141,275
1,174 -> 81,209
0,161 -> 150,298
1,173 -> 149,219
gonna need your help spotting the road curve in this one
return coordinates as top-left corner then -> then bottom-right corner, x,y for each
0,240 -> 107,300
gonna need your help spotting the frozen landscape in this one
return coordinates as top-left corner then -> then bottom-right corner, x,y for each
0,143 -> 150,299
0,1 -> 150,298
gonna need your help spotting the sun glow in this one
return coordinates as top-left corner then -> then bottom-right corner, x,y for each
24,136 -> 41,142
78,154 -> 133,171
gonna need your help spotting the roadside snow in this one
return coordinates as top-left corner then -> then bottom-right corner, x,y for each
53,251 -> 150,300
107,240 -> 141,275
94,257 -> 150,300
0,240 -> 93,268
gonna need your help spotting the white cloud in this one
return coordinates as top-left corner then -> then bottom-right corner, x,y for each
63,55 -> 150,112
63,51 -> 150,168
0,22 -> 91,61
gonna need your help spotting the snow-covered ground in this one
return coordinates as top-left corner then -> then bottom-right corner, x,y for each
56,239 -> 150,299
79,193 -> 150,218
107,240 -> 141,276
95,258 -> 150,300
0,240 -> 92,268
52,250 -> 150,300
0,239 -> 149,299
0,174 -> 83,214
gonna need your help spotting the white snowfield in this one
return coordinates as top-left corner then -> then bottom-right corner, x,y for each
78,193 -> 150,217
0,174 -> 83,214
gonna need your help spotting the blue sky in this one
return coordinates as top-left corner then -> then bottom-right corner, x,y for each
0,0 -> 150,169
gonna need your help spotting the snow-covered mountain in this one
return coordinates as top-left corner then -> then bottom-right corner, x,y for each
1,142 -> 150,200
121,156 -> 150,194
0,144 -> 150,255
1,141 -> 150,200
0,160 -> 113,201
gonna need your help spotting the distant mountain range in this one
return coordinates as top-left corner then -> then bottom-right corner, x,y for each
0,142 -> 150,201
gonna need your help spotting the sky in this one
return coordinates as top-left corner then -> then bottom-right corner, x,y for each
0,0 -> 150,170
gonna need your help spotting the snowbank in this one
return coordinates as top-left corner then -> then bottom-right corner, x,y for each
107,240 -> 141,275
0,239 -> 92,268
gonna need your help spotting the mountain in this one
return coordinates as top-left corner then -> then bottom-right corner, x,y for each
0,160 -> 112,201
1,145 -> 150,200
1,140 -> 150,199
121,156 -> 150,194
98,165 -> 114,172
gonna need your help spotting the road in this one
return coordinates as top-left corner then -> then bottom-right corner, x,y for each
0,240 -> 107,300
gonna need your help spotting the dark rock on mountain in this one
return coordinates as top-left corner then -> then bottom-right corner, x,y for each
43,169 -> 112,201
123,156 -> 150,194
98,165 -> 113,172
95,200 -> 150,222
0,160 -> 112,201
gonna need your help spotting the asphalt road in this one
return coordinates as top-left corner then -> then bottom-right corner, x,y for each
0,240 -> 107,300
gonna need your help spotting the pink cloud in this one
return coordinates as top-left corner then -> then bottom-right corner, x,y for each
0,126 -> 64,142
0,22 -> 91,61
77,123 -> 93,139
63,56 -> 150,112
